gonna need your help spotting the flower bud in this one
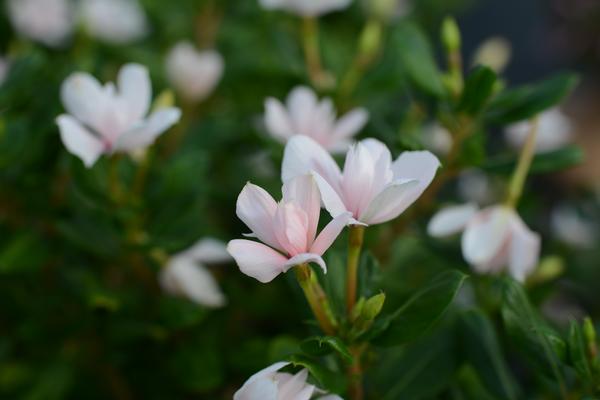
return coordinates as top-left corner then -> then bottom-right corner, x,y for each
441,17 -> 461,53
358,20 -> 383,62
362,293 -> 386,320
583,317 -> 598,360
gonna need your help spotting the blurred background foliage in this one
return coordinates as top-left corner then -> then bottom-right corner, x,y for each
1,0 -> 600,399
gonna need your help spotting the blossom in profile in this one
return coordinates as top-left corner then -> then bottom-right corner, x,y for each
234,362 -> 343,400
56,63 -> 181,167
227,175 -> 351,283
505,108 -> 572,153
259,0 -> 352,17
7,0 -> 74,47
79,0 -> 148,44
265,86 -> 368,154
282,136 -> 440,225
428,204 -> 541,282
160,238 -> 231,308
165,41 -> 224,102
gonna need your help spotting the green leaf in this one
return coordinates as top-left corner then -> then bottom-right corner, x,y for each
288,354 -> 346,394
485,73 -> 579,124
392,23 -> 445,98
371,270 -> 468,346
460,309 -> 521,400
483,145 -> 584,175
567,320 -> 594,383
300,336 -> 353,363
457,66 -> 498,115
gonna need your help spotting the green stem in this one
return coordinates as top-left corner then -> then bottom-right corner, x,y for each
506,117 -> 539,208
302,17 -> 330,90
295,263 -> 338,335
348,345 -> 365,400
346,226 -> 365,315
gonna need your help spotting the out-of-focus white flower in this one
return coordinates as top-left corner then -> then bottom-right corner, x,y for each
80,0 -> 148,44
551,206 -> 596,248
160,238 -> 231,307
165,42 -> 224,102
259,0 -> 352,16
421,122 -> 452,156
282,136 -> 440,226
366,0 -> 411,20
428,204 -> 541,282
265,86 -> 368,154
234,362 -> 343,400
472,37 -> 512,73
0,57 -> 9,86
56,63 -> 181,167
505,108 -> 572,153
7,0 -> 74,47
457,169 -> 495,205
228,175 -> 351,283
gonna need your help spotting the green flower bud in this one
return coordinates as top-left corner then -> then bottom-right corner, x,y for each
441,17 -> 461,53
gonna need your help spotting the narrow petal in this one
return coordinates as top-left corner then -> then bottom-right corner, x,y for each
286,86 -> 318,135
234,362 -> 289,400
508,214 -> 541,282
310,212 -> 352,255
159,258 -> 226,307
358,179 -> 419,225
174,238 -> 231,264
60,72 -> 109,131
264,97 -> 294,142
361,138 -> 394,195
332,108 -> 368,140
56,115 -> 105,168
227,240 -> 289,283
342,142 -> 376,217
277,369 -> 313,400
312,172 -> 350,220
113,107 -> 181,152
391,150 -> 441,209
462,206 -> 513,268
235,183 -> 281,250
285,253 -> 327,274
427,203 -> 479,237
118,63 -> 151,122
317,396 -> 344,400
273,203 -> 309,256
282,175 -> 321,245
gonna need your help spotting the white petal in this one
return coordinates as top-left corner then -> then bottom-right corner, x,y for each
391,150 -> 441,208
286,86 -> 318,136
317,396 -> 344,400
174,238 -> 231,264
227,240 -> 289,283
508,214 -> 541,282
332,108 -> 368,140
233,362 -> 289,400
427,203 -> 479,237
117,63 -> 151,122
282,175 -> 321,245
358,179 -> 419,225
462,206 -> 513,269
60,72 -> 109,132
235,183 -> 281,250
310,212 -> 352,255
113,107 -> 181,152
342,142 -> 377,217
159,258 -> 226,307
56,115 -> 105,168
312,172 -> 350,220
285,253 -> 327,274
277,369 -> 313,400
264,97 -> 294,142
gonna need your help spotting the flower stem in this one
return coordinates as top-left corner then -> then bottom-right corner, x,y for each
302,17 -> 331,90
348,345 -> 365,400
295,263 -> 338,335
346,225 -> 365,315
506,117 -> 539,208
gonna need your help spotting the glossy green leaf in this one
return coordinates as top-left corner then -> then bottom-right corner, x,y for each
300,336 -> 353,363
457,66 -> 497,115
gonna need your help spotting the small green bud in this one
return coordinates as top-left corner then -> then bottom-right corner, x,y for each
358,20 -> 383,63
152,89 -> 176,112
362,293 -> 386,320
351,297 -> 366,322
527,256 -> 564,286
583,317 -> 598,359
441,17 -> 461,53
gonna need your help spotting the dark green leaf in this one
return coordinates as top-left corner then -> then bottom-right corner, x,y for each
567,320 -> 594,383
483,145 -> 584,175
457,66 -> 498,115
288,354 -> 346,394
300,336 -> 353,363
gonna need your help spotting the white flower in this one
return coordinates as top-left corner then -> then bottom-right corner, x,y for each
551,206 -> 596,248
472,37 -> 512,73
80,0 -> 148,44
366,0 -> 411,20
7,0 -> 74,47
56,63 -> 181,167
457,169 -> 495,204
428,204 -> 541,282
259,0 -> 353,16
0,57 -> 9,86
165,41 -> 224,102
234,362 -> 343,400
160,239 -> 231,308
421,122 -> 452,156
505,108 -> 572,153
265,86 -> 368,154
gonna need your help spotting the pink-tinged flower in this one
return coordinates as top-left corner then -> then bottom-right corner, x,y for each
56,63 -> 181,167
7,0 -> 74,47
227,175 -> 351,283
505,108 -> 572,153
160,239 -> 231,308
234,362 -> 343,400
265,86 -> 368,154
165,42 -> 224,102
282,136 -> 440,225
428,204 -> 541,282
259,0 -> 352,17
79,0 -> 148,44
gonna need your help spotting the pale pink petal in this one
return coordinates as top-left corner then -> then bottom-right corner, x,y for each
285,253 -> 327,274
117,63 -> 151,122
358,179 -> 419,225
235,184 -> 282,250
233,362 -> 289,400
310,212 -> 352,255
264,98 -> 294,142
342,142 -> 376,217
113,107 -> 181,152
60,72 -> 109,132
56,115 -> 105,168
332,108 -> 369,140
287,86 -> 318,135
227,240 -> 289,283
508,214 -> 541,282
361,138 -> 394,195
391,150 -> 441,208
312,172 -> 350,220
462,206 -> 513,269
277,369 -> 314,400
175,238 -> 231,264
283,175 -> 321,245
274,203 -> 309,256
427,203 -> 479,237
317,396 -> 344,400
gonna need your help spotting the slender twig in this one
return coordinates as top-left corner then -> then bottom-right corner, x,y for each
346,226 -> 366,315
506,117 -> 539,208
295,263 -> 338,335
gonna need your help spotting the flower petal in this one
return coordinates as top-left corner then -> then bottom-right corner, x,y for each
113,107 -> 181,152
332,108 -> 368,140
174,238 -> 231,264
312,172 -> 349,220
358,179 -> 419,225
285,253 -> 327,274
227,240 -> 289,283
342,141 -> 377,217
235,183 -> 281,250
391,150 -> 441,208
282,175 -> 321,245
56,115 -> 105,168
462,206 -> 513,269
118,63 -> 151,122
427,203 -> 479,237
60,72 -> 109,132
286,86 -> 318,135
233,362 -> 289,400
274,202 -> 309,256
264,97 -> 294,142
310,212 -> 352,255
277,369 -> 314,400
508,214 -> 541,282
